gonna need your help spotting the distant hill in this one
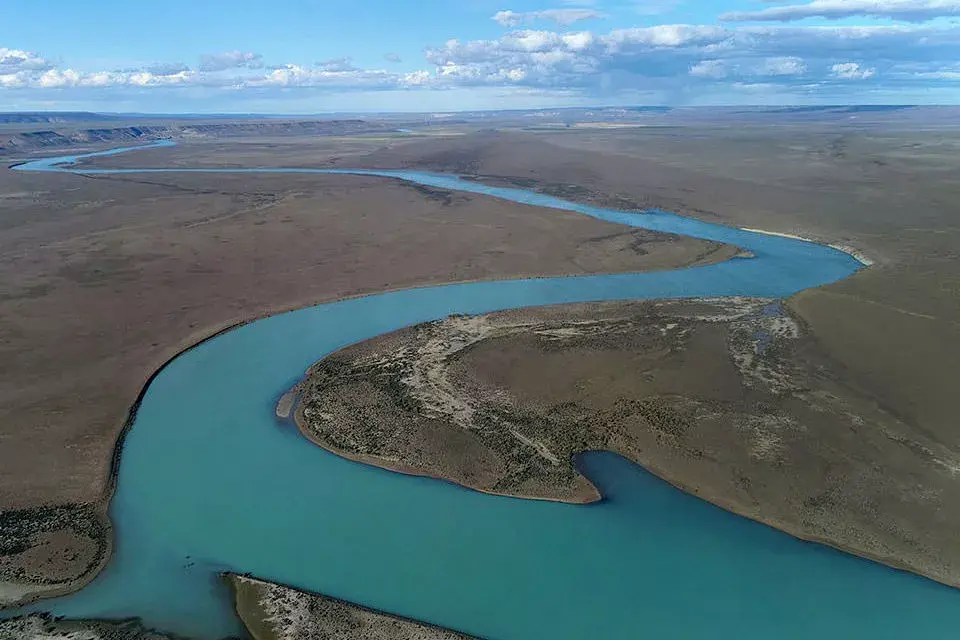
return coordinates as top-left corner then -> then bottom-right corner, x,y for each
0,119 -> 395,154
0,112 -> 120,125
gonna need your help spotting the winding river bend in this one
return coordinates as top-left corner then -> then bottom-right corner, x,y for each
6,141 -> 960,639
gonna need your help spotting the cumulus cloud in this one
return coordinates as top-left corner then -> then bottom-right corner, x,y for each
198,50 -> 263,72
761,56 -> 809,76
722,0 -> 960,23
831,61 -> 877,78
239,63 -> 434,90
316,57 -> 358,72
422,24 -> 958,93
1,23 -> 957,101
1,66 -> 199,89
690,56 -> 807,79
493,9 -> 605,27
0,48 -> 53,74
143,62 -> 191,76
690,59 -> 729,78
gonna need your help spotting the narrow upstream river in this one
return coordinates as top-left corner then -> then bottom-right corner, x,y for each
6,141 -> 960,639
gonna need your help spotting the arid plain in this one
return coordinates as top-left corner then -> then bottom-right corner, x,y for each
2,112 -> 959,638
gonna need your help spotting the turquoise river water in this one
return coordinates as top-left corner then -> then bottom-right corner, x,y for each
5,140 -> 960,638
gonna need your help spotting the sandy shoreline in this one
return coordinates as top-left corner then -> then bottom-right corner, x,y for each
741,227 -> 875,266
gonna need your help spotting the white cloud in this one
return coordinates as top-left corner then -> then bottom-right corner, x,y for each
761,56 -> 808,76
421,24 -> 956,93
722,0 -> 960,23
0,48 -> 53,74
36,69 -> 80,89
493,9 -> 605,27
831,61 -> 877,78
603,25 -> 729,48
899,63 -> 960,79
690,60 -> 729,78
401,70 -> 431,85
245,64 -> 430,90
690,56 -> 807,79
316,57 -> 357,72
143,62 -> 191,76
198,51 -> 263,72
1,23 -> 957,103
921,70 -> 960,79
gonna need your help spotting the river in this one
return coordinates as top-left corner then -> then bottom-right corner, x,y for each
5,141 -> 959,639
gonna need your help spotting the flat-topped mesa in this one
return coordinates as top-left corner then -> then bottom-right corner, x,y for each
295,298 -> 960,589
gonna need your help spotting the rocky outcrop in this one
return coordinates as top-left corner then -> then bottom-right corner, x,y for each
231,575 -> 476,640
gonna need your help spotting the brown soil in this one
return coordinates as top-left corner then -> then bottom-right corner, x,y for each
0,139 -> 729,598
0,614 -> 174,640
3,123 -> 958,613
297,299 -> 960,588
331,128 -> 959,455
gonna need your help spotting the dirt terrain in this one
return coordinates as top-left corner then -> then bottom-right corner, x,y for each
0,137 -> 729,601
1,120 -> 957,635
333,128 -> 959,476
0,614 -> 173,640
296,298 -> 960,587
231,575 -> 474,640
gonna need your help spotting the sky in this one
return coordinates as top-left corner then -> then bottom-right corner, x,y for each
1,0 -> 960,113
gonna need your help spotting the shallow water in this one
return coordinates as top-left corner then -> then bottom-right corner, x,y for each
6,141 -> 959,639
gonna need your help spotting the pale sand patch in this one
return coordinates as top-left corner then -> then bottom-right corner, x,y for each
741,227 -> 874,266
0,580 -> 48,607
275,388 -> 300,420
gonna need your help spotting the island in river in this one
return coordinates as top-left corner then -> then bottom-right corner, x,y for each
292,297 -> 960,589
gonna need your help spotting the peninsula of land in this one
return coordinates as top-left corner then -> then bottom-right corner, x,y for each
2,113 -> 959,635
293,298 -> 960,588
0,128 -> 730,604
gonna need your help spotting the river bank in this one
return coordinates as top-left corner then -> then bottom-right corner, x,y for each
229,574 -> 476,640
741,227 -> 875,266
7,140 -> 957,640
0,140 -> 734,607
294,298 -> 960,589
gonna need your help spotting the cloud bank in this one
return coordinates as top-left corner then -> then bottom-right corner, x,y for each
722,0 -> 960,23
493,9 -> 605,27
2,19 -> 959,106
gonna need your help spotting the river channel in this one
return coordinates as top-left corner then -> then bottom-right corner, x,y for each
5,141 -> 959,639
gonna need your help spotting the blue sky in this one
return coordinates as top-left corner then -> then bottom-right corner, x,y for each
2,0 -> 960,112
